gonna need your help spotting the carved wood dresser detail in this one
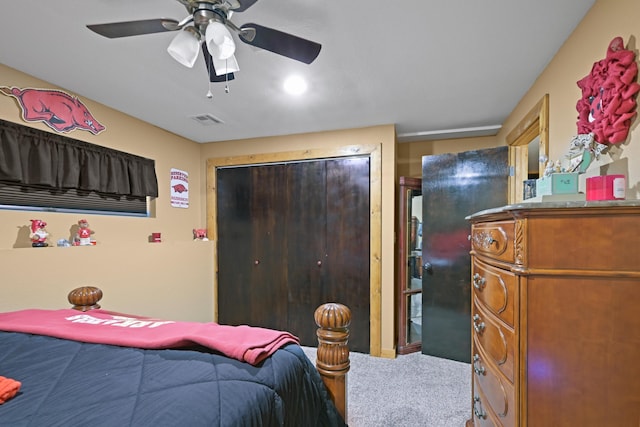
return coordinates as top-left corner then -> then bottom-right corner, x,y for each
466,201 -> 640,427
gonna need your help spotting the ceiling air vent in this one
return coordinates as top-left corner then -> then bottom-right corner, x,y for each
190,114 -> 224,126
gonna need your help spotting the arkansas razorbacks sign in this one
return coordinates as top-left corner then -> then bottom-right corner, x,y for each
170,168 -> 189,208
0,86 -> 105,135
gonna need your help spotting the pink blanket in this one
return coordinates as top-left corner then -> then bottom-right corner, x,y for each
0,309 -> 299,365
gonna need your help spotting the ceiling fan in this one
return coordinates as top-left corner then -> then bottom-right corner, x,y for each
86,0 -> 321,84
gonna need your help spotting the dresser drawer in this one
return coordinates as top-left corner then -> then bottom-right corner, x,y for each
472,258 -> 516,327
473,340 -> 516,427
471,221 -> 516,264
472,301 -> 515,383
472,378 -> 503,427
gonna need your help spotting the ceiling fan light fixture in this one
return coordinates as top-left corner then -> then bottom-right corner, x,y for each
202,43 -> 235,83
206,21 -> 236,60
211,53 -> 240,76
167,27 -> 200,68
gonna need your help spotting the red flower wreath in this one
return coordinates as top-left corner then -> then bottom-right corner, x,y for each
576,36 -> 640,144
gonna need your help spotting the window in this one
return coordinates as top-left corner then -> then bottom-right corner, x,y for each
0,118 -> 158,216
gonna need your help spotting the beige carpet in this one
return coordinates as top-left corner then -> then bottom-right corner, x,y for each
303,347 -> 471,427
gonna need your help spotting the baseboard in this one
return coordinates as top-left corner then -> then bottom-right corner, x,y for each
379,347 -> 397,359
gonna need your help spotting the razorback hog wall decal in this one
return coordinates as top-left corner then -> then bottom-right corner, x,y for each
0,86 -> 105,135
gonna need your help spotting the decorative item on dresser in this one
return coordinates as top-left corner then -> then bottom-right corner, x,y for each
0,286 -> 350,426
466,201 -> 640,427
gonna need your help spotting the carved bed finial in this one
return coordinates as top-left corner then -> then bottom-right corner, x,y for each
68,286 -> 103,311
314,302 -> 351,421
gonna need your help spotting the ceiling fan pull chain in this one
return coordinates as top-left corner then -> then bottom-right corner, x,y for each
225,58 -> 230,94
206,80 -> 213,99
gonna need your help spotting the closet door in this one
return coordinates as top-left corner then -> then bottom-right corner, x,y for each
217,164 -> 289,331
286,157 -> 370,351
249,164 -> 291,331
217,157 -> 370,353
324,157 -> 370,352
285,160 -> 327,345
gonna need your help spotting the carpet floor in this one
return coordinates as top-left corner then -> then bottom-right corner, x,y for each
303,347 -> 471,427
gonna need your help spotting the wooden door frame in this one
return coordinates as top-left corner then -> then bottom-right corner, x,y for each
506,94 -> 549,203
206,144 -> 382,356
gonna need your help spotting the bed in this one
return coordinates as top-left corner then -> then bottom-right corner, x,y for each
0,287 -> 351,427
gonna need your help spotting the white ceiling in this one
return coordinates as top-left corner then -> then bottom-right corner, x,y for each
0,0 -> 595,144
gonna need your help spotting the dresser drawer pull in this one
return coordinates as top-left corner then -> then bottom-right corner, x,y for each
473,396 -> 487,420
472,227 -> 509,257
474,231 -> 497,248
473,314 -> 485,334
473,273 -> 486,290
473,354 -> 486,376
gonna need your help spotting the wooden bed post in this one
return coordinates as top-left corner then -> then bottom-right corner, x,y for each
314,303 -> 351,422
68,286 -> 103,311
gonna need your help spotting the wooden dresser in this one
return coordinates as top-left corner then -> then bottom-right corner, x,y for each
465,201 -> 640,427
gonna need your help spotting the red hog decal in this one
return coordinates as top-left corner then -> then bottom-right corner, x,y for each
172,184 -> 188,193
0,86 -> 105,135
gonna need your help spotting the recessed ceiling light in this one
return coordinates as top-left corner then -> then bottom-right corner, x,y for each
283,75 -> 307,95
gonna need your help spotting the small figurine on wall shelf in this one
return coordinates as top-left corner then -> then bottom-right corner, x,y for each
74,219 -> 94,246
57,239 -> 72,247
193,228 -> 208,241
29,219 -> 49,247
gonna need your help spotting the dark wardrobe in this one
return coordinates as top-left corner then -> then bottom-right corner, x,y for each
216,156 -> 371,353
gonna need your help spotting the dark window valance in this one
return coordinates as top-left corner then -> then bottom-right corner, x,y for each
0,118 -> 158,198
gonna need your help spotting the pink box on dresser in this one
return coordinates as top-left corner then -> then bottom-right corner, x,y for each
586,174 -> 626,201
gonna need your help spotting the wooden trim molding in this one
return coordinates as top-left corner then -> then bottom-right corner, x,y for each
206,144 -> 383,357
506,94 -> 549,203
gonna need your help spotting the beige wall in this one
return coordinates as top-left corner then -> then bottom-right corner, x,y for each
397,135 -> 501,178
0,242 -> 215,322
498,0 -> 640,197
0,64 -> 214,322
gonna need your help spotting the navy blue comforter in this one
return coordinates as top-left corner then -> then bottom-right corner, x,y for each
0,332 -> 346,427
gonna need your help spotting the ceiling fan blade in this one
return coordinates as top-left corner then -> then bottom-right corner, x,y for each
202,43 -> 235,83
87,19 -> 180,38
239,23 -> 321,64
235,0 -> 259,13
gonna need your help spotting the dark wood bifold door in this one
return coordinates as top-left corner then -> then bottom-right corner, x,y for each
421,146 -> 508,362
216,157 -> 371,353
